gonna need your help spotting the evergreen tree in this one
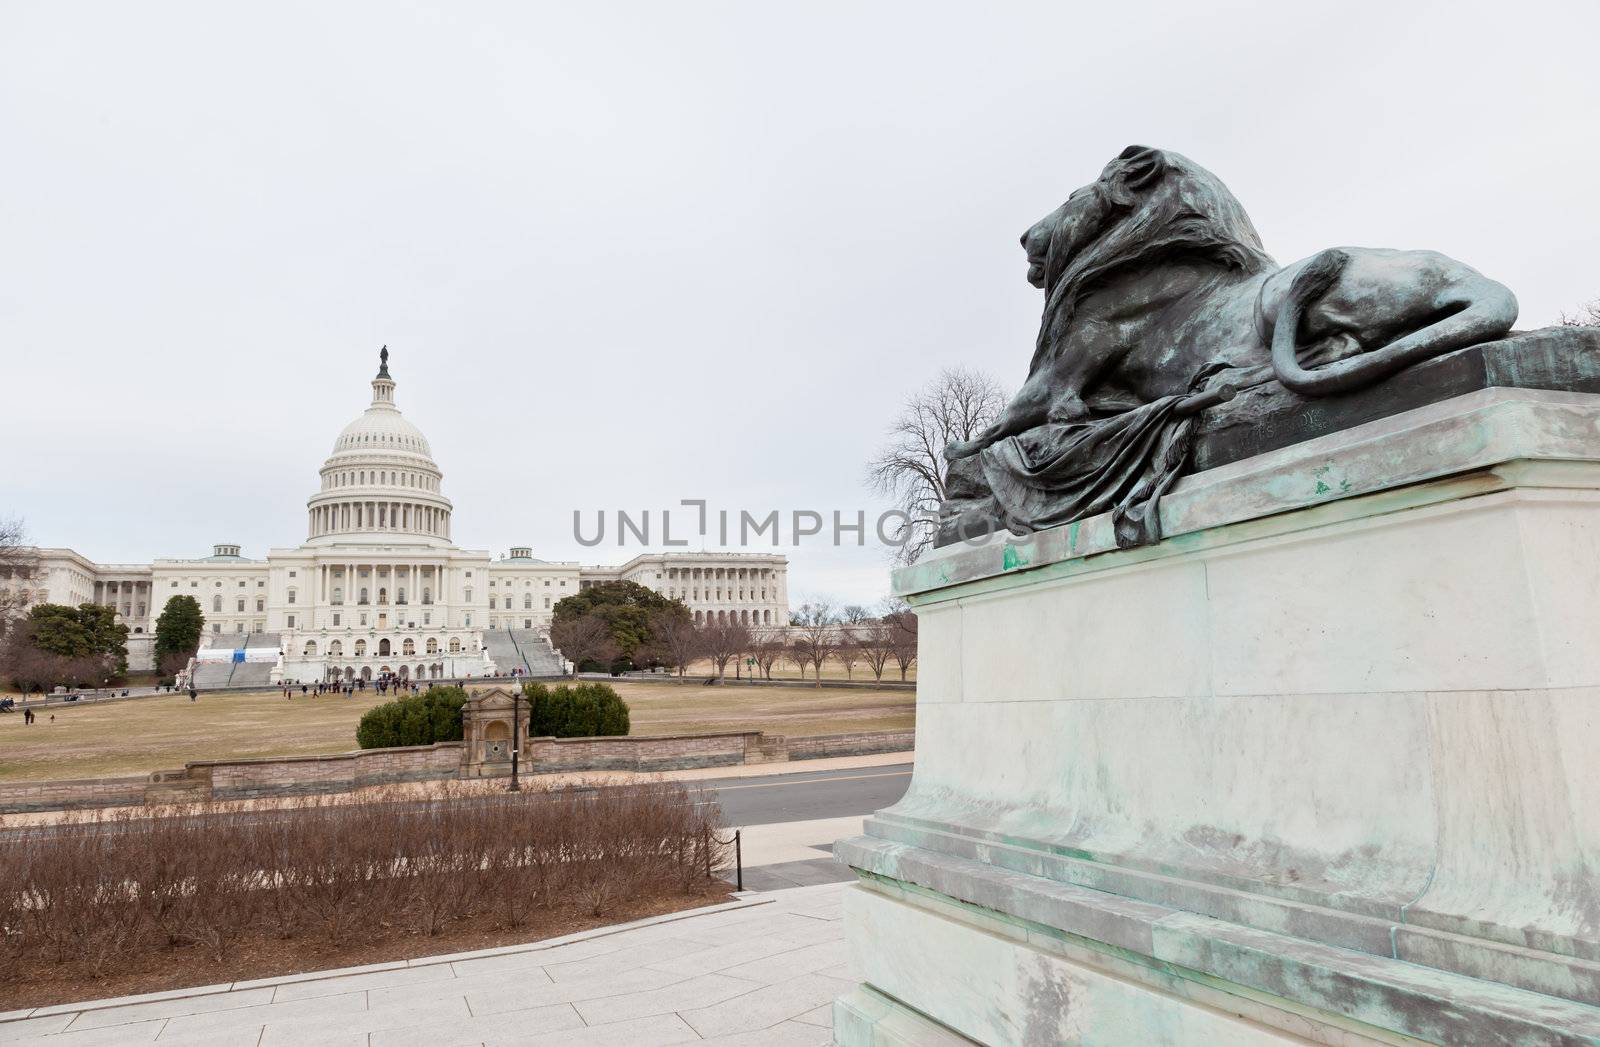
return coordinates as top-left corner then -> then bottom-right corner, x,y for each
25,603 -> 129,677
551,581 -> 688,666
153,595 -> 205,677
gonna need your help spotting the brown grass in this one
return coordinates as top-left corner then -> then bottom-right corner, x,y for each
0,680 -> 914,784
611,677 -> 915,738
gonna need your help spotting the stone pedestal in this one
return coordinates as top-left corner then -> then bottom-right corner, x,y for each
835,388 -> 1600,1045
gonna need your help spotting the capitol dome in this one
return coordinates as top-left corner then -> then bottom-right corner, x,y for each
303,348 -> 455,547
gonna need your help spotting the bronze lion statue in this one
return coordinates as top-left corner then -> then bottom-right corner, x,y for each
941,146 -> 1520,546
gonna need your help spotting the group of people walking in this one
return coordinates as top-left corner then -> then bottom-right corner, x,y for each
278,675 -> 425,700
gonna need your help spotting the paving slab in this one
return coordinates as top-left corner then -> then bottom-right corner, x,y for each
369,1001 -> 585,1047
572,972 -> 763,1025
700,1020 -> 834,1046
466,964 -> 691,1015
2,883 -> 854,1047
259,994 -> 474,1046
541,935 -> 706,982
679,970 -> 856,1039
155,990 -> 368,1041
270,961 -> 467,1001
483,1012 -> 701,1047
0,1015 -> 73,1043
638,934 -> 808,978
54,987 -> 277,1031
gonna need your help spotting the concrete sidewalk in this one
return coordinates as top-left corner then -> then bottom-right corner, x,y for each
729,816 -> 865,891
0,883 -> 852,1046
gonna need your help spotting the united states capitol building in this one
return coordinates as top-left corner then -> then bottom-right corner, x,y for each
10,352 -> 789,686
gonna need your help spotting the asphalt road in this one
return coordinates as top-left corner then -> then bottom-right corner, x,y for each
702,762 -> 912,826
0,762 -> 915,843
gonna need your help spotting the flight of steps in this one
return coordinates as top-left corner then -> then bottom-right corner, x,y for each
188,633 -> 282,689
188,661 -> 235,689
483,630 -> 566,677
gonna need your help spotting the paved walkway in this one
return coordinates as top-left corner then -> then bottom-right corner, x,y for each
0,883 -> 852,1046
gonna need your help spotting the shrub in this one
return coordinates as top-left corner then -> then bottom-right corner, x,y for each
522,681 -> 630,738
0,780 -> 727,986
355,685 -> 467,749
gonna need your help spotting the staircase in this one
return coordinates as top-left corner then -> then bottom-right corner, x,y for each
483,630 -> 566,677
189,661 -> 235,688
189,633 -> 282,689
513,630 -> 566,675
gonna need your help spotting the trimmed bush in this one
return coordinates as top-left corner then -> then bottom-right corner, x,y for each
355,686 -> 468,749
522,681 -> 630,738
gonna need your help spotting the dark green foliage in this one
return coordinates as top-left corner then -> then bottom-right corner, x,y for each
522,681 -> 630,738
153,595 -> 205,671
356,686 -> 468,749
25,603 -> 129,677
551,581 -> 687,664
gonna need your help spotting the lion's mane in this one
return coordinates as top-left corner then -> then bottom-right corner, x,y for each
1032,149 -> 1276,375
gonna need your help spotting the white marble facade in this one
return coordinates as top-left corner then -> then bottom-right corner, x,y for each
4,355 -> 789,678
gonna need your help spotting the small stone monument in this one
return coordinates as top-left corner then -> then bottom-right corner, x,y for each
835,148 -> 1600,1043
460,687 -> 525,777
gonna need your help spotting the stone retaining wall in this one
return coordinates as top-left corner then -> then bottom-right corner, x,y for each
786,730 -> 917,760
0,729 -> 914,813
517,733 -> 762,774
196,742 -> 467,800
0,774 -> 151,813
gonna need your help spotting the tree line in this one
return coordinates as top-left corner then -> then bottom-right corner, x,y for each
547,581 -> 917,685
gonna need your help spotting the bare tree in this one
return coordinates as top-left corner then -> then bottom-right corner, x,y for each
700,618 -> 751,680
749,629 -> 786,681
646,610 -> 702,681
784,642 -> 810,682
548,613 -> 619,677
852,621 -> 895,682
0,518 -> 39,624
789,602 -> 839,687
835,628 -> 862,680
867,367 -> 1007,565
1560,299 -> 1600,327
882,599 -> 919,682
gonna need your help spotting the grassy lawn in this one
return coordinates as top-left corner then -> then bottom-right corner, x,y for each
602,677 -> 913,738
0,679 -> 915,784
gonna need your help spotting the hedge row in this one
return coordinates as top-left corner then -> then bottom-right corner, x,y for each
355,685 -> 467,749
523,681 -> 630,738
355,683 -> 630,749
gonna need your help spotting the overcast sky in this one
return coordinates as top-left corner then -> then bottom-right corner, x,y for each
4,1 -> 1598,605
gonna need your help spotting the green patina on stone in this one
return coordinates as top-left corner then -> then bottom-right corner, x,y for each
1002,544 -> 1031,571
1313,464 -> 1336,496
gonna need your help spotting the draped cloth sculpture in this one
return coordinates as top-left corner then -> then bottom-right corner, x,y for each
941,146 -> 1523,547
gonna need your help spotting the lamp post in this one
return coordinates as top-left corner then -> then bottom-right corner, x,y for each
508,683 -> 522,792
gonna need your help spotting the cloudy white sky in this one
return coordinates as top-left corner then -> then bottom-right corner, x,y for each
4,1 -> 1598,605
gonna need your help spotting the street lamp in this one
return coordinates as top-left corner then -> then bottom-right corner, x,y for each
508,683 -> 522,792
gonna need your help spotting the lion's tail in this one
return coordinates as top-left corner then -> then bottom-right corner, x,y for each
1272,248 -> 1519,397
1270,249 -> 1350,395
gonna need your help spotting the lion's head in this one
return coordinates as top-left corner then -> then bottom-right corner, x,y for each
1025,147 -> 1274,353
